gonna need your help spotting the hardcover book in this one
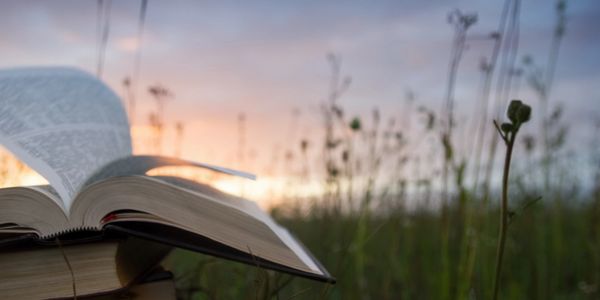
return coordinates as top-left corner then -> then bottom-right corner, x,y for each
0,67 -> 333,283
0,238 -> 170,299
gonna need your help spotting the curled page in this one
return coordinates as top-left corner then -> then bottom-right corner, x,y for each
85,155 -> 256,186
0,67 -> 132,210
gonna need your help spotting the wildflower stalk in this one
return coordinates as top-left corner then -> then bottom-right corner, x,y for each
491,120 -> 516,300
492,100 -> 531,300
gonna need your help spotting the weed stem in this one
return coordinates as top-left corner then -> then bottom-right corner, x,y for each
492,126 -> 517,300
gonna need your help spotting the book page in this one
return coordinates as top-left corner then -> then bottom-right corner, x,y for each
0,68 -> 132,210
84,155 -> 255,186
144,176 -> 320,273
24,185 -> 63,208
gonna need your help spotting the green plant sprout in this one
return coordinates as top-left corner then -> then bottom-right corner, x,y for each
492,100 -> 532,300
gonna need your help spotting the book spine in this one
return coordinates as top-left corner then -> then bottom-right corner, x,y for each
39,226 -> 98,240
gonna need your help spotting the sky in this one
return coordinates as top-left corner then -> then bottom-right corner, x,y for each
0,0 -> 599,203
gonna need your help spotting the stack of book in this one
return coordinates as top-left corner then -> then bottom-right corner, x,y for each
0,67 -> 334,299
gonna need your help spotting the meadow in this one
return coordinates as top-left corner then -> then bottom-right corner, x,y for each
162,1 -> 600,298
163,93 -> 600,299
166,191 -> 599,299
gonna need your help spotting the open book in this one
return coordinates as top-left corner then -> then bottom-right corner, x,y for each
0,67 -> 332,282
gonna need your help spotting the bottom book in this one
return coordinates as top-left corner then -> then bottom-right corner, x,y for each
86,270 -> 176,300
0,237 -> 171,299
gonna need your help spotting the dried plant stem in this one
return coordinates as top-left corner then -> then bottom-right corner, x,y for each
130,0 -> 148,126
492,120 -> 517,300
96,0 -> 112,78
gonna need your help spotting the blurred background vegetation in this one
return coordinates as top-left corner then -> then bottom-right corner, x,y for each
162,1 -> 600,299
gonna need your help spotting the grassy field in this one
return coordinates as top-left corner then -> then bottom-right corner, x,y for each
164,97 -> 600,299
165,189 -> 600,299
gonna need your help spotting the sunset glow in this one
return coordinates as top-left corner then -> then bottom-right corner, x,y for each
1,0 -> 596,182
147,165 -> 325,209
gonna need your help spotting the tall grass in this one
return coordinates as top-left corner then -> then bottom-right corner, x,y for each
158,1 -> 600,299
164,190 -> 599,299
